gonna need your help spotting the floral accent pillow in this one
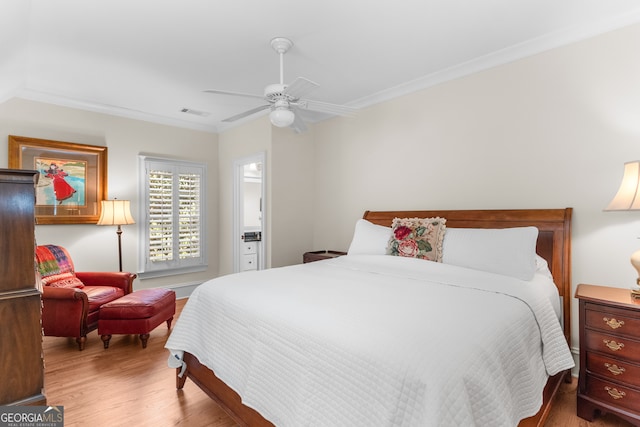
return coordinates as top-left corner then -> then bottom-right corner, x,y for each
386,217 -> 446,262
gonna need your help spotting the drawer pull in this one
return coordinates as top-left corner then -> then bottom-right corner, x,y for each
604,363 -> 626,375
603,339 -> 625,351
605,386 -> 626,400
603,317 -> 625,329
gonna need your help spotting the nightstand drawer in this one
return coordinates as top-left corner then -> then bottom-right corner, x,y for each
584,330 -> 640,363
586,352 -> 640,388
585,305 -> 640,337
584,376 -> 640,413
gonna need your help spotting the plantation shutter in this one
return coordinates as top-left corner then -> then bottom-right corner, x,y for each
140,156 -> 206,275
178,172 -> 201,259
149,169 -> 174,262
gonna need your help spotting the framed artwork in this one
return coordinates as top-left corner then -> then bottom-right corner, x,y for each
8,135 -> 108,224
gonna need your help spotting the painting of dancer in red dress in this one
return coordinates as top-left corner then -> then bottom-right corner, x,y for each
45,163 -> 76,204
35,158 -> 86,207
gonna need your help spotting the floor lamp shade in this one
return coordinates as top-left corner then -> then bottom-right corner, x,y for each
97,200 -> 135,226
97,200 -> 135,272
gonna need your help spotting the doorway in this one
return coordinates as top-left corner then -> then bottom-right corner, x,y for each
233,152 -> 266,273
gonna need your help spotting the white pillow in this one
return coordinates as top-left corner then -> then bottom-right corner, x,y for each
347,219 -> 392,255
442,226 -> 539,281
535,255 -> 553,279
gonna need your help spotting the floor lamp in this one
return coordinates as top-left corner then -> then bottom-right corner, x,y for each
97,199 -> 135,272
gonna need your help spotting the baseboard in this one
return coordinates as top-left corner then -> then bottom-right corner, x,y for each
159,281 -> 202,299
570,346 -> 579,378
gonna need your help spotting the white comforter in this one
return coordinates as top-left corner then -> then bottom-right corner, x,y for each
166,255 -> 574,427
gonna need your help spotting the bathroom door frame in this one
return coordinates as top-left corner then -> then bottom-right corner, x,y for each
233,151 -> 267,273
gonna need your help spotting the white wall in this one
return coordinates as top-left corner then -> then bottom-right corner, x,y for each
0,98 -> 219,296
217,118 -> 316,273
310,23 -> 640,355
270,126 -> 315,267
217,117 -> 272,275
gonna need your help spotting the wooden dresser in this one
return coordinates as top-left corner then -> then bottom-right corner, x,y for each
0,169 -> 45,405
576,283 -> 640,425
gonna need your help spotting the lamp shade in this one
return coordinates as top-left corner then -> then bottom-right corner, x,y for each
97,200 -> 135,226
605,161 -> 640,211
269,108 -> 295,127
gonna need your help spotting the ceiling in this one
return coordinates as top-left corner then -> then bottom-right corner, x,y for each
2,0 -> 640,133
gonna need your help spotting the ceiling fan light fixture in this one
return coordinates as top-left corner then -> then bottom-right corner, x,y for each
206,36 -> 355,132
270,107 -> 295,127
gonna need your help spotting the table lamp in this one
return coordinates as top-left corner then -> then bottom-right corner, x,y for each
97,199 -> 135,272
605,161 -> 640,295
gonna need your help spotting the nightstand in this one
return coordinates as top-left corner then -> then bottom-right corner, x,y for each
303,250 -> 347,263
575,283 -> 640,425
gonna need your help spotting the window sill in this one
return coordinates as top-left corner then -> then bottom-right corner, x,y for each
136,265 -> 207,280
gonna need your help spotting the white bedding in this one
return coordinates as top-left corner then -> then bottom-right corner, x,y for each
166,255 -> 574,427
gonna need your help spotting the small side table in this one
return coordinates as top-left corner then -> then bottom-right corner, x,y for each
575,283 -> 640,425
303,250 -> 347,263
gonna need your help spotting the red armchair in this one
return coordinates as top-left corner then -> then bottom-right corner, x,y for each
36,245 -> 136,350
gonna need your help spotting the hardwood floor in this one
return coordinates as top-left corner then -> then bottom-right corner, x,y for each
43,298 -> 634,427
43,298 -> 236,427
545,379 -> 634,427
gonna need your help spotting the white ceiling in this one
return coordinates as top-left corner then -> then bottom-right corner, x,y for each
2,0 -> 640,133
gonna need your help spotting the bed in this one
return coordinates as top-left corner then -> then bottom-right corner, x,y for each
166,208 -> 574,427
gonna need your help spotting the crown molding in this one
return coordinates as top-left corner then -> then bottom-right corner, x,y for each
351,11 -> 640,109
17,88 -> 218,134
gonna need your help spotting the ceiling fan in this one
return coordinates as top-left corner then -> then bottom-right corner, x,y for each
205,37 -> 356,133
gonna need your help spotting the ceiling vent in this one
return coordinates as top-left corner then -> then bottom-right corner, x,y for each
181,108 -> 210,117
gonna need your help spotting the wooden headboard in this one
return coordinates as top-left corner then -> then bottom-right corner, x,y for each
363,208 -> 572,344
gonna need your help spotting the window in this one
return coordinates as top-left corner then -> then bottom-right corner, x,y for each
139,156 -> 206,277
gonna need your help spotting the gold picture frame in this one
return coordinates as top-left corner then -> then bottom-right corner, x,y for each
8,135 -> 107,224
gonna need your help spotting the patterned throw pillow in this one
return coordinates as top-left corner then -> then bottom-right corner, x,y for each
42,272 -> 85,288
386,217 -> 446,262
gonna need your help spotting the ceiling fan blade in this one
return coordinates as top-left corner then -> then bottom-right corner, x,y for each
222,104 -> 271,122
204,89 -> 265,100
290,108 -> 308,133
297,99 -> 357,117
283,77 -> 319,99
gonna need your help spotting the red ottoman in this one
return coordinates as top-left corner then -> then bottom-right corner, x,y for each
98,288 -> 176,349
